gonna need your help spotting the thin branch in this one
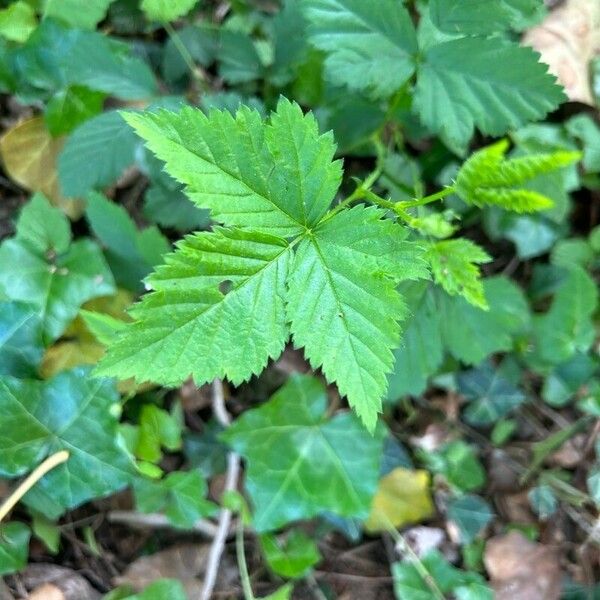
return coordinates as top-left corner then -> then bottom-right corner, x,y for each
107,511 -> 221,538
0,451 -> 69,523
200,379 -> 241,600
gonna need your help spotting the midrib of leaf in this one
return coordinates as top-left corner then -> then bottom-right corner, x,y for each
0,311 -> 34,349
310,237 -> 371,402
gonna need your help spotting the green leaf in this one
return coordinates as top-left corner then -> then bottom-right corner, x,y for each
123,98 -> 342,237
221,375 -> 386,531
45,0 -> 115,29
14,192 -> 71,255
0,522 -> 30,576
439,277 -> 530,365
287,206 -> 427,430
80,310 -> 127,346
217,30 -> 263,84
528,485 -> 558,519
259,585 -> 293,600
31,513 -> 61,554
135,404 -> 182,463
542,353 -> 596,407
45,86 -> 105,136
447,495 -> 494,543
393,550 -> 492,600
135,470 -> 215,528
0,210 -> 115,342
260,530 -> 321,578
59,111 -> 140,197
0,1 -> 36,43
0,368 -> 134,516
129,580 -> 188,600
141,0 -> 197,22
0,301 -> 43,378
429,0 -> 515,35
415,38 -> 566,150
303,0 -> 417,98
566,114 -> 600,173
531,266 -> 598,366
455,140 -> 581,212
426,239 -> 491,309
97,228 -> 291,386
86,192 -> 170,291
457,361 -> 526,426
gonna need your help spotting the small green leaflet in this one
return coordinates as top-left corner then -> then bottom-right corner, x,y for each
0,194 -> 115,341
259,529 -> 321,578
221,375 -> 386,531
426,239 -> 491,309
141,0 -> 198,23
302,0 -> 418,98
0,522 -> 30,576
0,1 -> 36,43
455,140 -> 581,213
44,0 -> 115,29
0,367 -> 135,517
98,99 -> 428,430
447,494 -> 494,543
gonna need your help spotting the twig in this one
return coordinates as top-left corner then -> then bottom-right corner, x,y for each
107,511 -> 221,537
200,379 -> 241,600
0,451 -> 69,523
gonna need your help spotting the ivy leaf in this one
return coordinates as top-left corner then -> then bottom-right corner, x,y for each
415,38 -> 566,150
447,495 -> 494,543
0,301 -> 44,378
122,98 -> 342,237
0,1 -> 36,43
426,239 -> 491,309
455,140 -> 581,213
86,192 -> 171,291
141,0 -> 198,22
457,361 -> 526,426
531,266 -> 598,366
45,86 -> 105,137
0,367 -> 135,516
288,206 -> 427,430
0,523 -> 30,576
44,0 -> 115,29
221,375 -> 386,531
59,111 -> 140,197
259,530 -> 321,578
302,0 -> 418,98
135,470 -> 216,529
0,197 -> 115,342
97,228 -> 291,387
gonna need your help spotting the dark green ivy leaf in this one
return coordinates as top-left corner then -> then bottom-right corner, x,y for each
0,522 -> 30,576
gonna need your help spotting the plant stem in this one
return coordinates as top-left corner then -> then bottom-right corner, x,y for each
164,22 -> 205,89
398,186 -> 456,208
0,451 -> 69,523
236,520 -> 255,600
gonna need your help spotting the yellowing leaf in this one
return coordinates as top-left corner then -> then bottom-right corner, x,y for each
40,339 -> 104,378
0,117 -> 82,218
365,468 -> 434,533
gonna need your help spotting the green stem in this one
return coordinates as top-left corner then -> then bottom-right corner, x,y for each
164,22 -> 205,88
398,186 -> 455,209
236,520 -> 255,600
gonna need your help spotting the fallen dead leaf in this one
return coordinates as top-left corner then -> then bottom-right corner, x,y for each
365,468 -> 434,533
549,433 -> 586,468
399,526 -> 446,559
0,117 -> 83,218
484,531 -> 561,600
523,0 -> 600,105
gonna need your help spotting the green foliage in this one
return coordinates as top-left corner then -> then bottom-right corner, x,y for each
0,368 -> 134,517
45,85 -> 105,136
222,375 -> 386,531
0,194 -> 115,341
426,239 -> 491,309
98,99 -> 428,430
44,0 -> 115,30
0,522 -> 31,576
141,0 -> 198,23
455,140 -> 581,212
447,495 -> 494,543
393,550 -> 492,600
259,529 -> 321,578
0,1 -> 36,43
457,361 -> 526,426
135,470 -> 215,528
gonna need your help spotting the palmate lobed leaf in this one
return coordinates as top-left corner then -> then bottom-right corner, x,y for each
98,99 -> 428,430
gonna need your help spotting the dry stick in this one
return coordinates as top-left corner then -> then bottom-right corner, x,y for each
108,511 -> 220,537
0,450 -> 70,523
200,379 -> 241,600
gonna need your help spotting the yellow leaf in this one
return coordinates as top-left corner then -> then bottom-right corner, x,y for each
40,340 -> 105,378
0,117 -> 83,218
365,468 -> 434,533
